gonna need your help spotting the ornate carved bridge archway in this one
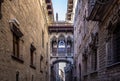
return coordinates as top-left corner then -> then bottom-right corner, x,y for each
48,22 -> 74,65
48,22 -> 74,81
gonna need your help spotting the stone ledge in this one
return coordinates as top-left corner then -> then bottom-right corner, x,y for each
106,62 -> 120,69
30,64 -> 36,70
90,70 -> 98,77
11,55 -> 24,63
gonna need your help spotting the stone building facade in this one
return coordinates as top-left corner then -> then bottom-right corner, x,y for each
0,0 -> 51,81
48,22 -> 74,81
74,0 -> 120,81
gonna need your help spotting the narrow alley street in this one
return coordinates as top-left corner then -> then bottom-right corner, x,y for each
0,0 -> 120,81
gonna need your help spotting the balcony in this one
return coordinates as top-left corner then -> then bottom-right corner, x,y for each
87,0 -> 117,21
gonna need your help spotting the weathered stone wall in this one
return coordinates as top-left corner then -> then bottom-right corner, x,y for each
74,0 -> 120,81
0,0 -> 49,81
98,1 -> 120,80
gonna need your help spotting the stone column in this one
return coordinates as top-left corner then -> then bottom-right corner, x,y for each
65,37 -> 67,56
57,37 -> 58,56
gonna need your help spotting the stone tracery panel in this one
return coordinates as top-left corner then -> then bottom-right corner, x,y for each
67,36 -> 73,56
50,34 -> 73,57
58,34 -> 66,56
51,36 -> 57,56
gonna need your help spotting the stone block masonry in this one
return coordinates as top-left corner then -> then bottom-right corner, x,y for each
0,0 -> 49,81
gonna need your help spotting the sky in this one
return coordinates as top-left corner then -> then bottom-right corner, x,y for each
52,0 -> 68,21
59,63 -> 66,74
59,62 -> 66,81
52,0 -> 67,78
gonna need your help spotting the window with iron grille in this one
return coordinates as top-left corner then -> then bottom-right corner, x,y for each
89,33 -> 98,71
91,48 -> 97,71
107,22 -> 120,65
113,25 -> 120,63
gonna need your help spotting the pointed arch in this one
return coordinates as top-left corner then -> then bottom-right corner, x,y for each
67,36 -> 73,56
58,34 -> 65,41
51,36 -> 57,56
58,34 -> 66,55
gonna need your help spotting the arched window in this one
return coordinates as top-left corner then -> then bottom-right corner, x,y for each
51,36 -> 57,56
67,36 -> 72,56
58,40 -> 66,55
58,40 -> 65,48
58,34 -> 66,55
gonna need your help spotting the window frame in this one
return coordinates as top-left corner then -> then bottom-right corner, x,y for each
106,22 -> 120,66
30,44 -> 36,69
13,32 -> 20,57
10,19 -> 24,63
40,55 -> 43,73
16,71 -> 19,81
89,33 -> 98,72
